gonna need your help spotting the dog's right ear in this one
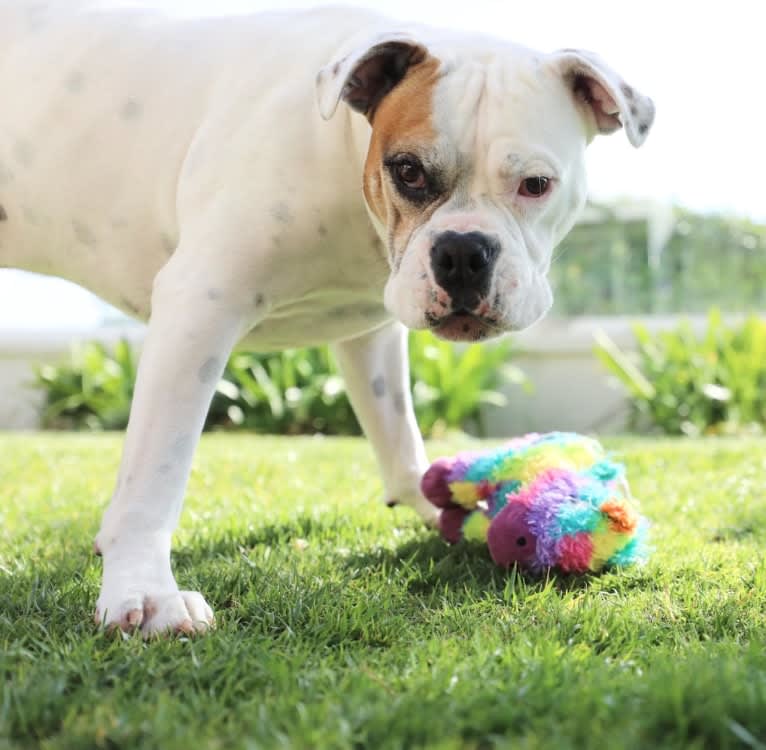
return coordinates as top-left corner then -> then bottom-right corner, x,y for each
548,49 -> 655,147
316,33 -> 428,121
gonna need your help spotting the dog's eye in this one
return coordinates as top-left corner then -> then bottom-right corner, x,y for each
385,153 -> 435,204
395,160 -> 426,190
518,176 -> 550,198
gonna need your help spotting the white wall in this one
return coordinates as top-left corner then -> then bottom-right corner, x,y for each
0,326 -> 144,429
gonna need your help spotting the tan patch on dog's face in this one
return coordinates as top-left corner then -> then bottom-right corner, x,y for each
363,55 -> 444,264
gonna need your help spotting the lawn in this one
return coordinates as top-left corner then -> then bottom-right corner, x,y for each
1,433 -> 766,750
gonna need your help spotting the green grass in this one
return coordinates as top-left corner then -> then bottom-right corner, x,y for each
1,433 -> 766,750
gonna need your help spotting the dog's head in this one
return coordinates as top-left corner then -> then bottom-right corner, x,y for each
317,29 -> 654,341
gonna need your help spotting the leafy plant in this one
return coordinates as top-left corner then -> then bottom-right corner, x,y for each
32,332 -> 525,437
209,347 -> 360,435
595,308 -> 766,435
408,330 -> 526,437
33,340 -> 136,430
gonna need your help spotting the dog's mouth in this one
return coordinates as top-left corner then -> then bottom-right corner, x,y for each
427,308 -> 501,342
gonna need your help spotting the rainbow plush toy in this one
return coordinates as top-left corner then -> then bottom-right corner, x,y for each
421,432 -> 649,574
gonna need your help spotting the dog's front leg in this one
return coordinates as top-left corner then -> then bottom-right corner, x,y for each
332,322 -> 437,524
94,255 -> 246,637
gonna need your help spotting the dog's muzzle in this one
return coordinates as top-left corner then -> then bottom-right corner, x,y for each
430,231 -> 499,311
427,231 -> 502,341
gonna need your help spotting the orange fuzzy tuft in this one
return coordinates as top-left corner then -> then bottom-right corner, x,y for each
600,499 -> 638,534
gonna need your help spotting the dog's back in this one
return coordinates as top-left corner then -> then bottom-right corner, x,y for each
0,5 -> 383,316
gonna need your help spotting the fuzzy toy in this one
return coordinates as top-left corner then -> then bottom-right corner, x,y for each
421,432 -> 649,574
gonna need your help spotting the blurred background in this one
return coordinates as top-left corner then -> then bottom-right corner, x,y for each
2,0 -> 764,438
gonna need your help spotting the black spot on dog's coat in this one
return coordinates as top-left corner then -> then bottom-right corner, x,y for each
161,232 -> 176,255
0,205 -> 7,222
393,391 -> 406,415
121,99 -> 143,120
73,219 -> 96,246
271,201 -> 293,225
372,375 -> 386,397
198,356 -> 220,384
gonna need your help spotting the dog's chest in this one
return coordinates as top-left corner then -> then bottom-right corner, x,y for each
240,228 -> 393,348
244,290 -> 391,349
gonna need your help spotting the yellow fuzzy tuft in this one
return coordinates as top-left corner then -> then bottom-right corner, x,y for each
463,512 -> 491,542
589,519 -> 628,571
449,481 -> 482,509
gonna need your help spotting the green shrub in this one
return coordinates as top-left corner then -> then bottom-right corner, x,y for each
33,340 -> 136,431
32,331 -> 524,437
595,308 -> 766,435
209,347 -> 359,435
408,330 -> 526,437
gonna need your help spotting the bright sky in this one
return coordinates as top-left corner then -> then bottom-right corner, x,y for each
1,0 -> 763,328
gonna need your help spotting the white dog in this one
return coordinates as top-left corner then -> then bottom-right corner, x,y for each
0,3 -> 653,636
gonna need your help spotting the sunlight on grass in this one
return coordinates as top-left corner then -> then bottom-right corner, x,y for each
1,433 -> 765,749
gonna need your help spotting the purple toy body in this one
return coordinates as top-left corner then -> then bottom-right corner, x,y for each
421,432 -> 649,574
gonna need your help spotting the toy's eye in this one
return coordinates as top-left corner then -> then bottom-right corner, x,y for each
516,536 -> 527,547
518,176 -> 550,198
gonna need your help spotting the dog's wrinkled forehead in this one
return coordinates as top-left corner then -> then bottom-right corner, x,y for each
425,54 -> 580,181
317,30 -> 654,151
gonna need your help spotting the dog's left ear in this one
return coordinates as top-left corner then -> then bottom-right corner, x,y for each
549,49 -> 655,147
316,33 -> 429,121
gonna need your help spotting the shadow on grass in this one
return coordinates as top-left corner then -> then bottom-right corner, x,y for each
0,510 -> 644,641
178,515 -> 609,602
337,533 -> 611,596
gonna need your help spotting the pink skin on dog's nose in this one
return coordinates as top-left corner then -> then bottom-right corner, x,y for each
486,502 -> 537,568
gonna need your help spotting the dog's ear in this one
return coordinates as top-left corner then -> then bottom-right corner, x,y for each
316,34 -> 428,121
549,49 -> 655,147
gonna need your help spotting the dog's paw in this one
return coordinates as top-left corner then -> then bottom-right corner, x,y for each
94,539 -> 215,638
95,588 -> 215,637
387,488 -> 440,528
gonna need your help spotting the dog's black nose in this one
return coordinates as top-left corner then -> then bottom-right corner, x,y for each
430,231 -> 499,310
